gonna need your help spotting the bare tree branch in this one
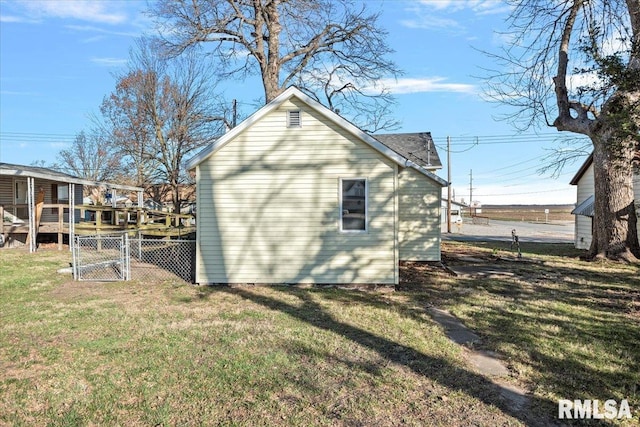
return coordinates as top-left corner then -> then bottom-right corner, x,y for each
150,0 -> 401,131
483,0 -> 640,260
100,38 -> 230,210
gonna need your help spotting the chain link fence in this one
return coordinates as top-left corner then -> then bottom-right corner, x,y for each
74,234 -> 129,281
74,232 -> 195,283
128,236 -> 195,283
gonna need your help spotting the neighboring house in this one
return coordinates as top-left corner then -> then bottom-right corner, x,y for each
0,163 -> 143,251
441,198 -> 467,225
145,183 -> 196,212
569,154 -> 640,249
186,86 -> 448,285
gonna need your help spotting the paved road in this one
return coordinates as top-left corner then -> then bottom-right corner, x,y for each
442,219 -> 574,244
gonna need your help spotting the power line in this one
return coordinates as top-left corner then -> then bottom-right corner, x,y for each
497,170 -> 574,186
473,188 -> 571,197
481,153 -> 548,173
0,132 -> 77,143
431,133 -> 587,146
434,143 -> 476,154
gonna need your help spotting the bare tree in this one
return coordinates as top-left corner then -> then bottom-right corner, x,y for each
100,39 -> 229,211
149,0 -> 401,132
56,131 -> 121,182
54,131 -> 123,202
486,0 -> 640,261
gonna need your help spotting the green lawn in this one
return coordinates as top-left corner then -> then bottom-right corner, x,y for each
403,241 -> 640,425
1,243 -> 638,425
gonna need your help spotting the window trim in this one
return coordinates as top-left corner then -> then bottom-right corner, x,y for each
14,179 -> 27,204
52,183 -> 69,204
286,109 -> 302,128
339,177 -> 368,233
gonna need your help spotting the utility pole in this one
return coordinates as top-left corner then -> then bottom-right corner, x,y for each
469,169 -> 473,217
447,136 -> 452,233
232,99 -> 237,128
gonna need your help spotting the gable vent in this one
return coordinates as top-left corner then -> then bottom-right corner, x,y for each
287,110 -> 301,128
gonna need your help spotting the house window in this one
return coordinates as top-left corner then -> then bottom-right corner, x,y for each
287,110 -> 301,128
340,178 -> 367,232
52,183 -> 69,204
14,180 -> 27,204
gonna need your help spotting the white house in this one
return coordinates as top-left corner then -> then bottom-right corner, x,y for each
569,153 -> 640,249
186,87 -> 447,285
441,198 -> 466,224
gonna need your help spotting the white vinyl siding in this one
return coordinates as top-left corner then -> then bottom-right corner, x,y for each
573,164 -> 640,250
575,164 -> 594,250
398,167 -> 441,261
0,176 -> 81,223
195,98 -> 397,284
575,164 -> 640,250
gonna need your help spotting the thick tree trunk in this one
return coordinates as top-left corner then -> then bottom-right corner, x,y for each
589,134 -> 640,261
171,178 -> 181,214
254,0 -> 283,103
263,67 -> 282,102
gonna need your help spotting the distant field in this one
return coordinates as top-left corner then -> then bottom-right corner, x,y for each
464,204 -> 574,222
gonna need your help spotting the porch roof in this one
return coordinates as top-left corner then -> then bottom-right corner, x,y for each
571,195 -> 595,217
0,163 -> 144,192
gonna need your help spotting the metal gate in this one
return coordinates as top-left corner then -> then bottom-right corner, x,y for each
73,233 -> 195,283
73,234 -> 130,281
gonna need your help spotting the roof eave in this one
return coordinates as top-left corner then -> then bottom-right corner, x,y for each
406,162 -> 449,187
0,166 -> 144,192
185,86 -> 448,188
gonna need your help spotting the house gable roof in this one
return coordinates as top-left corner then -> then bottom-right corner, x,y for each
569,153 -> 593,185
374,133 -> 442,170
186,86 -> 447,187
570,150 -> 640,185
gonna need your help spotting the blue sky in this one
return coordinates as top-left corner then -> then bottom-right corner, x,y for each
0,0 -> 589,204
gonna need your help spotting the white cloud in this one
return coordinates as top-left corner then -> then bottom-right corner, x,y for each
66,24 -> 139,38
401,1 -> 510,32
81,35 -> 107,44
400,16 -> 463,31
378,77 -> 476,94
567,71 -> 604,92
0,14 -> 38,23
416,0 -> 510,15
90,57 -> 128,67
15,0 -> 127,24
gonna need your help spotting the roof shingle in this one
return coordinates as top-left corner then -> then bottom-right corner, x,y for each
373,132 -> 442,170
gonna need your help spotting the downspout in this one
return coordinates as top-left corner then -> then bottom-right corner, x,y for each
394,163 -> 399,285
